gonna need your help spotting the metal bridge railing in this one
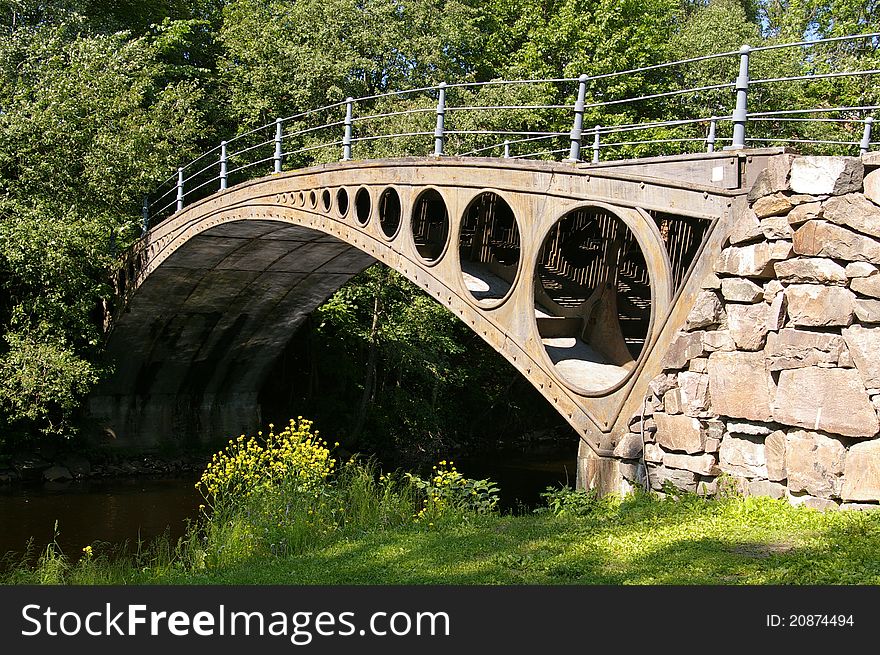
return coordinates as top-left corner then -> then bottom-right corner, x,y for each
144,32 -> 880,230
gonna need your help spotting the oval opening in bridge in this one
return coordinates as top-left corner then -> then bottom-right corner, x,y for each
297,191 -> 305,206
379,187 -> 401,239
336,188 -> 349,217
321,188 -> 332,212
535,206 -> 652,394
309,190 -> 317,208
459,192 -> 521,306
411,189 -> 449,263
355,187 -> 371,225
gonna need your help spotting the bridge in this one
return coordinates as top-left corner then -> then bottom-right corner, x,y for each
89,34 -> 880,496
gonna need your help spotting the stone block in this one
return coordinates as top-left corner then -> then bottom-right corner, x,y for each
785,284 -> 854,327
685,291 -> 725,330
747,479 -> 786,499
786,201 -> 823,226
768,240 -> 793,260
648,373 -> 677,398
647,465 -> 698,492
613,432 -> 644,460
721,277 -> 764,302
790,156 -> 864,195
663,452 -> 719,475
823,193 -> 880,239
765,328 -> 845,371
854,299 -> 880,323
753,193 -> 793,218
704,437 -> 721,453
729,209 -> 764,245
845,262 -> 878,278
663,388 -> 682,414
841,439 -> 880,502
708,351 -> 773,421
850,275 -> 880,299
701,272 -> 722,290
840,502 -> 880,511
644,443 -> 664,463
763,279 -> 784,301
727,421 -> 772,436
793,220 -> 880,264
678,371 -> 710,416
765,430 -> 787,482
727,302 -> 779,351
785,430 -> 846,498
702,330 -> 736,352
662,331 -> 705,370
716,242 -> 775,277
772,367 -> 879,437
747,154 -> 793,201
841,325 -> 880,388
688,357 -> 708,373
760,215 -> 794,240
865,167 -> 880,206
654,413 -> 705,454
719,433 -> 767,478
774,257 -> 847,285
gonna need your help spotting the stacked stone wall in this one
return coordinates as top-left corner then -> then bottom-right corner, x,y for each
615,152 -> 880,509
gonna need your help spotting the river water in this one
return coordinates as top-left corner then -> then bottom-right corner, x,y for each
0,452 -> 575,562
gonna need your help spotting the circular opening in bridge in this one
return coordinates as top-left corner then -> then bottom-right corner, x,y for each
411,189 -> 449,264
309,190 -> 317,208
379,187 -> 402,239
355,187 -> 371,226
321,188 -> 332,212
534,206 -> 652,394
458,192 -> 521,307
336,188 -> 349,217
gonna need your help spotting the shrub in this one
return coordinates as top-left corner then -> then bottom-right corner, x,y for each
406,460 -> 500,524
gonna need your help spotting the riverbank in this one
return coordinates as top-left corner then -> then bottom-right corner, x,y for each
4,490 -> 879,585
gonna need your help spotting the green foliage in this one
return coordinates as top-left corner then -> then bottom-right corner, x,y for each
406,460 -> 501,524
537,485 -> 616,517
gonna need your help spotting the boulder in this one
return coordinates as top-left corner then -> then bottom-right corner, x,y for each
789,156 -> 864,195
845,262 -> 878,278
841,439 -> 880,502
663,452 -> 719,475
726,302 -> 782,351
854,299 -> 880,323
850,275 -> 880,299
685,291 -> 725,330
786,201 -> 823,226
765,328 -> 846,371
765,430 -> 787,482
760,215 -> 794,240
747,480 -> 786,499
785,430 -> 846,498
662,331 -> 705,369
42,465 -> 72,482
823,193 -> 880,239
865,168 -> 880,206
841,325 -> 880,388
729,209 -> 764,245
716,242 -> 775,277
648,465 -> 698,492
678,371 -> 710,416
753,193 -> 793,218
774,257 -> 847,285
747,154 -> 793,201
793,220 -> 880,264
785,284 -> 854,327
721,277 -> 764,302
654,413 -> 705,454
719,433 -> 767,478
613,432 -> 644,460
772,367 -> 879,438
708,351 -> 773,421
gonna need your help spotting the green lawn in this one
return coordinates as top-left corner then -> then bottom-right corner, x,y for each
9,492 -> 876,585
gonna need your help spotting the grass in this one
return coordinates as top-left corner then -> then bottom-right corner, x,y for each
4,489 -> 879,585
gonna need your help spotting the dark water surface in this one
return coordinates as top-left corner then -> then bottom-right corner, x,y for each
0,452 -> 575,561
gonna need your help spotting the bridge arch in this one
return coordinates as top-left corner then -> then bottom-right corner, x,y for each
92,155 -> 741,467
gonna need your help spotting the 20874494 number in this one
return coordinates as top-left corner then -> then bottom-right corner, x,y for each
766,614 -> 854,627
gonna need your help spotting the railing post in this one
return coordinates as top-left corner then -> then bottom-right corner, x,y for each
566,74 -> 588,162
592,125 -> 601,164
274,118 -> 283,173
504,140 -> 510,158
220,141 -> 228,190
861,117 -> 874,155
176,167 -> 184,213
706,117 -> 718,153
342,98 -> 354,161
434,82 -> 446,157
729,45 -> 750,150
141,196 -> 149,235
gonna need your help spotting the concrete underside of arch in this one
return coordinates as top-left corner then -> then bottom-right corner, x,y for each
88,221 -> 375,448
89,154 -> 775,488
